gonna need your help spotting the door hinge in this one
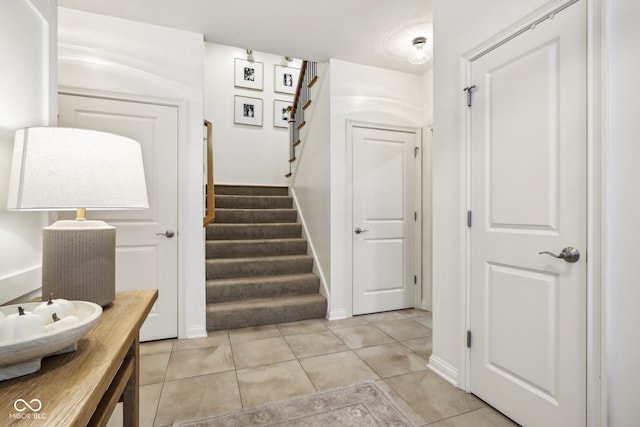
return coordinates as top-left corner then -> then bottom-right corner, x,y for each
414,275 -> 417,285
467,210 -> 472,227
414,211 -> 417,221
467,330 -> 472,348
463,85 -> 477,107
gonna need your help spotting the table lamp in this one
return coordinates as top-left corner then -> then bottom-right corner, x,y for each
6,127 -> 149,306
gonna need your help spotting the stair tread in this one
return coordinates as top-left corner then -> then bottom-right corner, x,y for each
208,237 -> 305,244
207,293 -> 326,310
207,273 -> 318,285
207,223 -> 300,228
215,185 -> 288,196
216,194 -> 291,198
207,254 -> 311,263
215,208 -> 296,211
215,195 -> 292,202
214,195 -> 293,209
206,223 -> 302,241
206,238 -> 307,258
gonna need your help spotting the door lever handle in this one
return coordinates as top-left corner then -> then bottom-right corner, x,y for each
354,227 -> 369,235
156,230 -> 175,238
538,247 -> 579,263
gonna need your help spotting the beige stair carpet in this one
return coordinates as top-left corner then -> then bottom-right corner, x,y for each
206,185 -> 327,331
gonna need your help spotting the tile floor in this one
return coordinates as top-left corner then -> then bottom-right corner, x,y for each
107,309 -> 518,427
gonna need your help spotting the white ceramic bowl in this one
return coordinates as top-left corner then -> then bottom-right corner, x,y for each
0,300 -> 102,380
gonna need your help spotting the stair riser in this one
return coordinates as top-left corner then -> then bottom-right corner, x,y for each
215,195 -> 293,209
214,209 -> 297,224
207,258 -> 313,280
207,276 -> 320,303
207,240 -> 307,259
207,299 -> 327,331
207,224 -> 302,240
215,186 -> 288,196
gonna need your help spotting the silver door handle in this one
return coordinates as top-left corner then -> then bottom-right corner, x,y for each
354,227 -> 369,235
538,247 -> 579,263
156,230 -> 175,238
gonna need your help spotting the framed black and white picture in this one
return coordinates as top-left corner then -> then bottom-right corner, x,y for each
235,58 -> 263,90
274,65 -> 299,94
234,95 -> 263,126
274,99 -> 292,128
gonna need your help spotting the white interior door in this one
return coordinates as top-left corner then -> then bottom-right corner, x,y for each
352,125 -> 419,315
58,94 -> 178,341
469,2 -> 586,426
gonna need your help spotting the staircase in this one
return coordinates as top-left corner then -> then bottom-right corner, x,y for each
206,185 -> 327,331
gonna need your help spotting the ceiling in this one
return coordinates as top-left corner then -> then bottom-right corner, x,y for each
57,0 -> 433,75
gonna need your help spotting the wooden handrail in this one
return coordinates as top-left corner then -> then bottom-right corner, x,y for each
289,61 -> 308,120
203,120 -> 215,227
287,60 -> 317,177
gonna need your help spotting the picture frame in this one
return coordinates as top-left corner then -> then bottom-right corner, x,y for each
274,65 -> 299,94
234,95 -> 263,126
273,99 -> 292,128
235,58 -> 263,90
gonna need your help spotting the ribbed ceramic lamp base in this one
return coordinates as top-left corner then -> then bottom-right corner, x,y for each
42,220 -> 116,306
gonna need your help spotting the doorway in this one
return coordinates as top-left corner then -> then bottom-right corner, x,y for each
58,93 -> 179,341
350,122 -> 422,315
466,1 -> 587,425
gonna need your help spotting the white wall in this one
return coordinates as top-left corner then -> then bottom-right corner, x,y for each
0,0 -> 58,304
329,59 -> 430,318
604,0 -> 640,424
421,68 -> 434,311
58,8 -> 207,338
290,62 -> 332,303
205,43 -> 302,186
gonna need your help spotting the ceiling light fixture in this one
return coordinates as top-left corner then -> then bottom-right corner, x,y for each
408,36 -> 429,65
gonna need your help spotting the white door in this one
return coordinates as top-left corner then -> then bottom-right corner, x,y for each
352,125 -> 419,315
58,94 -> 178,341
469,2 -> 586,426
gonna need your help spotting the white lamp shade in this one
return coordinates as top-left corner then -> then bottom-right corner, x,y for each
7,127 -> 149,211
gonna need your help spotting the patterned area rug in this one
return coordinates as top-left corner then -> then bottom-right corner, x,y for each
173,382 -> 415,426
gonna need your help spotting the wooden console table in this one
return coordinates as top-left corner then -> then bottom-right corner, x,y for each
0,289 -> 157,426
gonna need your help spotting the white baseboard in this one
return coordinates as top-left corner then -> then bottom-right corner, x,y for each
289,188 -> 331,310
427,354 -> 460,387
328,308 -> 349,321
180,325 -> 208,340
0,266 -> 42,304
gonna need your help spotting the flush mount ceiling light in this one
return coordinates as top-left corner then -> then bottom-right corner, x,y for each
280,56 -> 294,66
408,36 -> 429,65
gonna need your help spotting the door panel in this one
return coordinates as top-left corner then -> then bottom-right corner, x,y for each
469,1 -> 586,426
353,126 -> 417,315
58,94 -> 178,341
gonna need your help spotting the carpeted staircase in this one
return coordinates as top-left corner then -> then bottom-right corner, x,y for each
206,185 -> 327,331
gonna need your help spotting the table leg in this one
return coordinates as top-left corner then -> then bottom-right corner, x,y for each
122,335 -> 140,426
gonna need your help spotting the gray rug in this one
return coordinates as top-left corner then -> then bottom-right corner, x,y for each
173,382 -> 415,427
